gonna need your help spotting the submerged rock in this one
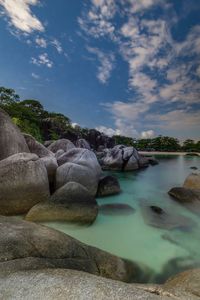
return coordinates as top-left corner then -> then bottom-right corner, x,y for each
0,216 -> 148,283
190,166 -> 198,170
0,153 -> 50,215
99,204 -> 135,216
140,200 -> 196,231
183,173 -> 200,189
97,175 -> 121,197
0,108 -> 29,160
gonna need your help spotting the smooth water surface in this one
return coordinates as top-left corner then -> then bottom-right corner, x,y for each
44,155 -> 200,279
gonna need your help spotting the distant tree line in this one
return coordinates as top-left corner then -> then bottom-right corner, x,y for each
0,86 -> 199,152
114,135 -> 200,152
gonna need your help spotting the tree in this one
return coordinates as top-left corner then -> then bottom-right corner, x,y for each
0,87 -> 19,105
183,139 -> 196,152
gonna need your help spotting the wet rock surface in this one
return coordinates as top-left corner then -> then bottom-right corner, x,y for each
97,175 -> 121,197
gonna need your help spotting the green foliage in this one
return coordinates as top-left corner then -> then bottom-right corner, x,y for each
12,117 -> 43,142
0,86 -> 199,151
0,86 -> 19,105
113,135 -> 135,146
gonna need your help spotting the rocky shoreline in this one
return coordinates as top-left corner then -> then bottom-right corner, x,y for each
1,106 -> 200,299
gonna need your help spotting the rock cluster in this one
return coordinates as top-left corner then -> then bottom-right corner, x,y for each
99,145 -> 153,171
0,110 -> 102,223
168,173 -> 200,212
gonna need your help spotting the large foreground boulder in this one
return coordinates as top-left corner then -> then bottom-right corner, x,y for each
0,216 -> 148,283
0,153 -> 50,215
183,173 -> 200,189
0,108 -> 29,160
48,138 -> 75,153
1,268 -> 200,300
0,269 -> 169,300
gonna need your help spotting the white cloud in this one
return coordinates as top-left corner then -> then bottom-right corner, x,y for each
51,38 -> 63,54
141,130 -> 155,139
87,46 -> 115,84
96,125 -> 120,136
0,0 -> 44,33
31,53 -> 53,68
128,0 -> 163,14
78,0 -> 117,39
31,72 -> 40,79
35,37 -> 47,48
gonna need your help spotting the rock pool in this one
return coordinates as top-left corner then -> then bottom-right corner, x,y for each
43,155 -> 200,282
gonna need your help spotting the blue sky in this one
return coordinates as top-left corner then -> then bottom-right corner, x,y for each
0,0 -> 199,140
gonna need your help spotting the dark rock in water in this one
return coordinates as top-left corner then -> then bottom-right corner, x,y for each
0,216 -> 148,283
154,257 -> 200,284
140,200 -> 196,231
150,206 -> 164,215
99,204 -> 135,216
97,175 -> 121,197
0,108 -> 29,160
190,166 -> 198,170
168,187 -> 200,203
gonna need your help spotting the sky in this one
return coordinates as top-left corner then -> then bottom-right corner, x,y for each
0,0 -> 200,140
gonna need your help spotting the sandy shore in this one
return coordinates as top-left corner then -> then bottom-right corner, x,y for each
139,151 -> 200,156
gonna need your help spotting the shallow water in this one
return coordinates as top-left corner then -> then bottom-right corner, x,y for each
44,155 -> 200,281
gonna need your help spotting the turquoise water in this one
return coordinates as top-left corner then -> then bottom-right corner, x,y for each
44,155 -> 200,280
